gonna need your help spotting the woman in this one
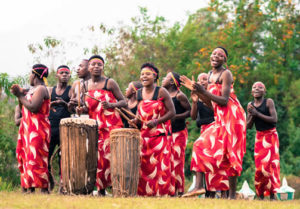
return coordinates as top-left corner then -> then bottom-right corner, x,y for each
190,73 -> 229,198
77,55 -> 126,196
132,63 -> 175,196
181,47 -> 246,199
162,71 -> 190,196
247,81 -> 280,200
11,64 -> 50,194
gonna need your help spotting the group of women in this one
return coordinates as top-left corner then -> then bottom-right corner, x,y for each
11,47 -> 280,200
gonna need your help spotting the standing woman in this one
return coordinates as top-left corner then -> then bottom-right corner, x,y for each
247,81 -> 280,200
11,64 -> 50,193
162,72 -> 190,196
132,63 -> 175,196
190,73 -> 229,198
181,47 -> 246,199
77,55 -> 126,196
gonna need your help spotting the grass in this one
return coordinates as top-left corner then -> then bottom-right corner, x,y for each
1,191 -> 300,209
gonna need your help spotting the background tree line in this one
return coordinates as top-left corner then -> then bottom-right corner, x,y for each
0,0 -> 299,195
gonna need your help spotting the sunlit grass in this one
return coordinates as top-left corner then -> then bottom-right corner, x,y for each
1,191 -> 300,209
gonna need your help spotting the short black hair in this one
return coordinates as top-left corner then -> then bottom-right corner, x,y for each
140,62 -> 159,81
88,55 -> 105,64
32,64 -> 48,78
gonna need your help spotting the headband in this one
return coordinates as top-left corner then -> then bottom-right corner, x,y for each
32,67 -> 48,86
141,67 -> 158,75
57,68 -> 70,74
170,73 -> 180,88
253,82 -> 266,91
131,83 -> 138,92
216,48 -> 227,61
89,58 -> 104,64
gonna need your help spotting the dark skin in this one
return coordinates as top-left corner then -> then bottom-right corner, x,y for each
11,73 -> 49,113
131,68 -> 175,128
69,60 -> 90,111
125,82 -> 138,110
11,72 -> 49,194
181,48 -> 237,199
14,105 -> 22,126
190,73 -> 209,120
246,83 -> 277,200
162,72 -> 190,122
48,70 -> 72,108
247,83 -> 277,129
76,59 -> 127,118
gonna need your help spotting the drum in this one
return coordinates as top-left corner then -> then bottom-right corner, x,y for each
110,128 -> 141,197
60,117 -> 98,194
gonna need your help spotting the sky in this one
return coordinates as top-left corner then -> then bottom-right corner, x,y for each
0,0 -> 208,77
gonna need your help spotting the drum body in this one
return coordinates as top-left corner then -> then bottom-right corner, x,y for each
110,128 -> 141,197
60,118 -> 98,194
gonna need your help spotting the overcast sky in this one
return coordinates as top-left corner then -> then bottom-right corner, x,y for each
0,0 -> 208,77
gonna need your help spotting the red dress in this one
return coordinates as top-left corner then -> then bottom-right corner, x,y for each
137,89 -> 172,196
254,128 -> 280,196
85,88 -> 123,190
16,91 -> 50,189
172,128 -> 188,193
191,83 -> 246,178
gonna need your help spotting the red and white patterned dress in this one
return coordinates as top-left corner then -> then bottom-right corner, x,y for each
254,128 -> 280,196
200,124 -> 229,192
191,83 -> 246,179
137,97 -> 172,196
85,89 -> 123,190
172,128 -> 188,193
16,91 -> 50,189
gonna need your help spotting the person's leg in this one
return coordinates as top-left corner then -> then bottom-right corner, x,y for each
41,188 -> 49,194
221,190 -> 228,199
194,172 -> 205,190
228,176 -> 237,199
21,187 -> 27,193
28,187 -> 35,193
48,130 -> 59,191
270,192 -> 275,201
98,189 -> 106,196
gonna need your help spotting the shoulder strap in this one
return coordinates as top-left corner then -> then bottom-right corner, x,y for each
103,78 -> 110,90
137,88 -> 143,102
207,71 -> 213,84
152,86 -> 160,100
51,86 -> 57,100
215,69 -> 226,84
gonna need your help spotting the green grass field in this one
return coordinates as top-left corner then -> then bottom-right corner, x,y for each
1,192 -> 299,209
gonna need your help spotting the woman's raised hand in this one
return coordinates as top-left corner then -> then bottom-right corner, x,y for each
180,75 -> 195,91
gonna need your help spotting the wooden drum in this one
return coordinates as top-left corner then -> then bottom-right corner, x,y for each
60,118 -> 98,194
110,128 -> 141,197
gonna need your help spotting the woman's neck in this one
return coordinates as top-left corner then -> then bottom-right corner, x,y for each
254,96 -> 264,105
212,65 -> 224,73
92,75 -> 103,83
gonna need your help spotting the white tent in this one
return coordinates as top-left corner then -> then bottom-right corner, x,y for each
277,177 -> 295,200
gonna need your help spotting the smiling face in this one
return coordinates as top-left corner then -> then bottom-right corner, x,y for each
88,59 -> 104,76
210,48 -> 226,68
197,73 -> 208,89
140,67 -> 156,87
252,82 -> 266,98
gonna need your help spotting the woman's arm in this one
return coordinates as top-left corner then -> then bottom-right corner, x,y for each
103,79 -> 127,109
17,86 -> 48,113
190,92 -> 198,120
246,102 -> 255,129
14,105 -> 22,126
